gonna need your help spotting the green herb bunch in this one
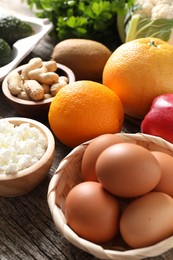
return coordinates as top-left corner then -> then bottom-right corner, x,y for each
27,0 -> 134,50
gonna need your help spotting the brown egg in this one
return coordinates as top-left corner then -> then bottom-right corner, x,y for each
151,151 -> 173,197
96,143 -> 161,198
81,134 -> 124,181
120,192 -> 173,248
64,181 -> 120,244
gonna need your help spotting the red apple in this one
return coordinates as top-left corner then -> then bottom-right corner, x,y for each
141,94 -> 173,143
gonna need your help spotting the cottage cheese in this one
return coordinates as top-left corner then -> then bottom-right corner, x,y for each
0,120 -> 47,174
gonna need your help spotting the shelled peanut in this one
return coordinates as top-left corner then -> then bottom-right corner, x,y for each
7,57 -> 69,101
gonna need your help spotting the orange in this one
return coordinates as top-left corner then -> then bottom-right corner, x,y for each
48,80 -> 124,148
103,37 -> 173,119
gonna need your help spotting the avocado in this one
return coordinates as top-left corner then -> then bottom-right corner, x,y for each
0,16 -> 33,46
0,38 -> 12,67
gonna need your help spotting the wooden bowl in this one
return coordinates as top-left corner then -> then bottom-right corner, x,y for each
2,63 -> 75,121
0,117 -> 55,197
47,133 -> 173,260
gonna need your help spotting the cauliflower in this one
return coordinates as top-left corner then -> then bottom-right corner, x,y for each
119,0 -> 173,44
136,0 -> 155,16
152,3 -> 173,19
136,0 -> 173,19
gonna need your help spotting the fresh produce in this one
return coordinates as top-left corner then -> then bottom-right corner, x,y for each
51,39 -> 112,81
103,37 -> 173,119
0,38 -> 12,67
26,0 -> 134,50
96,143 -> 161,197
64,181 -> 120,243
141,94 -> 173,143
48,80 -> 124,147
0,16 -> 33,46
119,0 -> 173,44
152,151 -> 173,197
120,192 -> 173,248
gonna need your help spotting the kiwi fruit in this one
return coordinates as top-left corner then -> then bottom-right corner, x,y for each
51,39 -> 112,81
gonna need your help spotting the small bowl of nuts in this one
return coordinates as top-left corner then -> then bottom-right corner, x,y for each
2,57 -> 76,121
0,117 -> 55,197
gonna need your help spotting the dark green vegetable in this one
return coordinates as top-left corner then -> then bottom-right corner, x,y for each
26,0 -> 134,50
0,16 -> 33,46
0,38 -> 12,67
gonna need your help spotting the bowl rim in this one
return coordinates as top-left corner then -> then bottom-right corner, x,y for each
2,63 -> 76,106
0,117 -> 55,180
47,132 -> 173,260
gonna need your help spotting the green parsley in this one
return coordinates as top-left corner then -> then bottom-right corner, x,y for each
27,0 -> 134,50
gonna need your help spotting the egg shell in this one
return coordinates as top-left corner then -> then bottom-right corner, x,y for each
120,191 -> 173,248
151,151 -> 173,197
64,181 -> 120,244
96,143 -> 161,198
81,134 -> 124,181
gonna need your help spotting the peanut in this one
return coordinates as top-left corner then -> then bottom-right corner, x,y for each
28,66 -> 47,80
36,72 -> 59,85
29,57 -> 43,66
50,81 -> 67,96
7,71 -> 22,95
7,57 -> 70,102
43,61 -> 57,72
24,80 -> 44,101
58,76 -> 69,84
21,57 -> 43,80
17,91 -> 30,100
44,93 -> 52,99
41,84 -> 50,94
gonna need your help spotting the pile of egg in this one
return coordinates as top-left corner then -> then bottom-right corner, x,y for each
58,134 -> 173,249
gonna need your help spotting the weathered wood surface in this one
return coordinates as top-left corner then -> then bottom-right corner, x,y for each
1,1 -> 173,259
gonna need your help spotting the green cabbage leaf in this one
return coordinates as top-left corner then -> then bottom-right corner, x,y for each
125,13 -> 173,42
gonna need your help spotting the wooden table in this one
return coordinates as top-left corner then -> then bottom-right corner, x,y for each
1,1 -> 173,259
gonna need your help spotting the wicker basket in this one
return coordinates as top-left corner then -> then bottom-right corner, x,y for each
47,133 -> 173,260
